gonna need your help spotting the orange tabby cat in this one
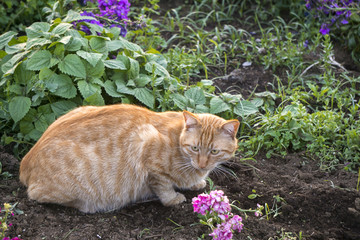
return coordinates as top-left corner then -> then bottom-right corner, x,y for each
20,104 -> 239,213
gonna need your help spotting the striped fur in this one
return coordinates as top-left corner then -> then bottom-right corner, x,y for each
19,104 -> 239,213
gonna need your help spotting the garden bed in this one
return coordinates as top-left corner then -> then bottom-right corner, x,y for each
1,145 -> 359,239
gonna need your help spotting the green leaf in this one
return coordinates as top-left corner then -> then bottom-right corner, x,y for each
51,100 -> 77,117
115,79 -> 134,95
234,100 -> 258,117
128,58 -> 139,79
9,96 -> 31,122
34,113 -> 55,132
25,22 -> 51,38
84,60 -> 105,79
210,96 -> 230,114
195,105 -> 209,113
51,23 -> 73,35
76,50 -> 102,67
185,87 -> 206,105
251,98 -> 264,108
26,50 -> 52,71
63,10 -> 97,22
58,54 -> 86,78
172,93 -> 188,109
84,92 -> 105,106
48,74 -> 77,99
5,43 -> 25,54
104,80 -> 124,97
145,61 -> 170,77
78,80 -> 101,98
90,37 -> 107,53
0,31 -> 17,49
1,51 -> 29,76
20,120 -> 34,135
134,74 -> 151,87
103,59 -> 127,70
107,38 -> 143,52
14,62 -> 34,84
26,38 -> 51,50
134,88 -> 154,109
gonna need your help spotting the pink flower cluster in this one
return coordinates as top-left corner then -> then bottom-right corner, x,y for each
192,190 -> 244,240
2,237 -> 22,240
193,190 -> 231,220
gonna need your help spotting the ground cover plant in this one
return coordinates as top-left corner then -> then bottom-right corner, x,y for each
0,0 -> 360,239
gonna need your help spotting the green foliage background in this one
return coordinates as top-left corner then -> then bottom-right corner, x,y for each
0,0 -> 359,172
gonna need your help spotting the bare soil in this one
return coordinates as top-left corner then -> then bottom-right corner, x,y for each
1,143 -> 360,240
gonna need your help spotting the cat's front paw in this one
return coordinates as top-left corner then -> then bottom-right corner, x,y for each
162,193 -> 186,206
189,179 -> 207,191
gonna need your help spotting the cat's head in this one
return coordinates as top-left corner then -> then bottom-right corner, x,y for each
179,111 -> 239,171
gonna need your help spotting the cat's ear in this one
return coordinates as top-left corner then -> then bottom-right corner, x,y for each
183,111 -> 200,129
221,120 -> 240,138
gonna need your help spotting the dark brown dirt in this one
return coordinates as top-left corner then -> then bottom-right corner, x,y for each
1,144 -> 360,240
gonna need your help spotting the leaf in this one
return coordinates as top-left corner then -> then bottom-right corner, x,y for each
1,51 -> 29,76
84,92 -> 105,106
145,61 -> 170,77
90,37 -> 107,53
195,105 -> 209,113
58,54 -> 86,78
25,22 -> 51,39
134,88 -> 154,109
172,93 -> 188,109
107,38 -> 143,52
184,87 -> 206,105
128,58 -> 139,79
0,31 -> 17,49
210,96 -> 230,114
26,50 -> 52,71
63,10 -> 97,22
20,120 -> 34,135
51,100 -> 77,117
14,62 -> 34,84
134,74 -> 151,87
51,23 -> 73,35
34,113 -> 55,132
48,74 -> 77,99
103,59 -> 127,70
9,96 -> 31,122
5,43 -> 26,54
76,50 -> 102,67
26,38 -> 51,50
84,60 -> 105,79
251,98 -> 264,108
234,100 -> 259,117
115,79 -> 134,95
104,80 -> 124,97
77,80 -> 101,98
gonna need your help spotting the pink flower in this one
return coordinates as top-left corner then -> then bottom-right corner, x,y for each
228,215 -> 243,232
209,222 -> 233,240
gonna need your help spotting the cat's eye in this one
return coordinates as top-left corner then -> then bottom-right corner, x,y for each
191,146 -> 199,151
211,149 -> 219,155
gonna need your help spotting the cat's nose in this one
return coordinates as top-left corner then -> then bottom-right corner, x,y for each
198,157 -> 208,169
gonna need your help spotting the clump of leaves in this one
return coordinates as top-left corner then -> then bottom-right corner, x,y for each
240,101 -> 360,171
0,10 -> 262,157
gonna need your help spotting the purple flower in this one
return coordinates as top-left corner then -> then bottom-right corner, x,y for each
228,215 -> 244,232
76,0 -> 130,36
192,190 -> 231,217
320,23 -> 331,34
303,40 -> 309,48
209,222 -> 233,240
